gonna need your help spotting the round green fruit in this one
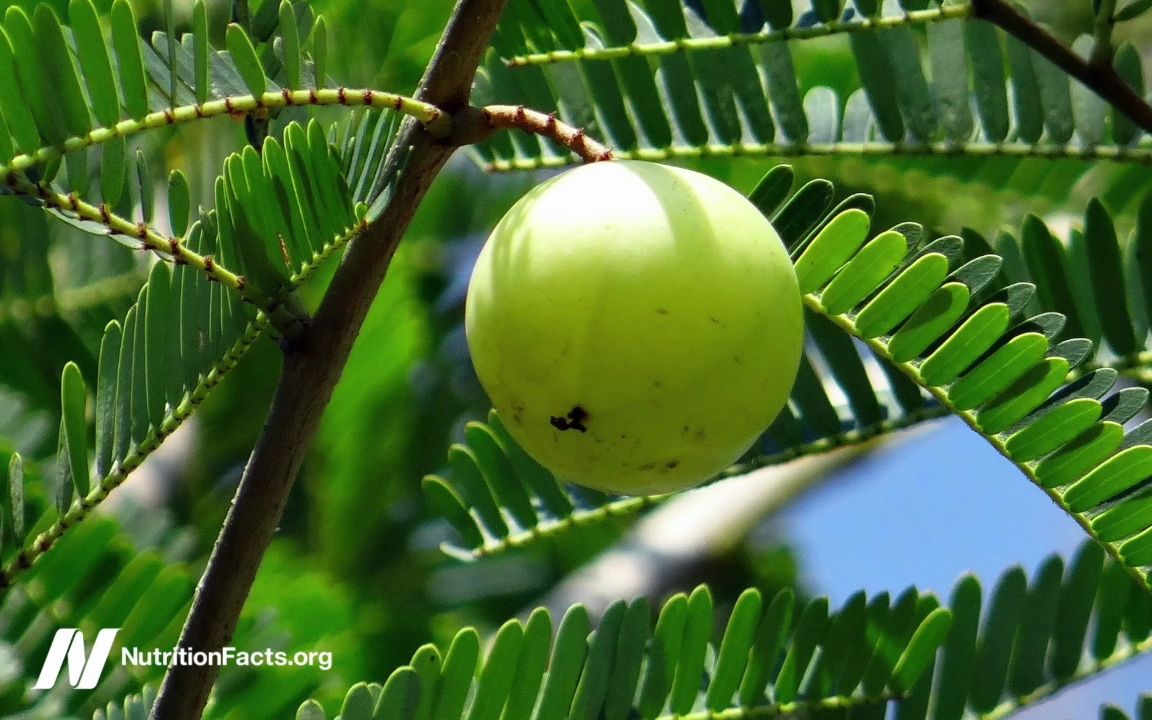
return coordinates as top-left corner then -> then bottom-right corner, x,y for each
465,160 -> 804,496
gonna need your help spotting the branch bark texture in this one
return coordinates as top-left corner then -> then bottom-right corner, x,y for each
149,0 -> 508,717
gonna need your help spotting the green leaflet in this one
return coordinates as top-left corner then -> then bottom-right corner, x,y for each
1005,398 -> 1103,462
226,23 -> 267,98
1094,488 -> 1152,542
1084,199 -> 1137,355
1010,557 -> 1064,695
1036,422 -> 1125,489
891,608 -> 953,695
637,593 -> 687,718
4,453 -> 25,547
337,684 -> 373,719
605,599 -> 651,720
433,629 -> 480,720
975,357 -> 1070,435
93,321 -> 121,481
144,263 -> 171,430
0,28 -> 38,153
135,148 -> 154,223
423,476 -> 483,549
947,333 -> 1049,411
279,0 -> 302,90
794,208 -> 871,294
193,0 -> 209,104
376,669 -> 420,719
467,620 -> 523,720
312,15 -> 327,87
69,0 -> 120,129
34,4 -> 92,139
448,444 -> 509,540
738,588 -> 794,706
111,0 -> 149,119
464,421 -> 535,529
502,609 -> 550,720
6,6 -> 66,146
570,600 -> 625,720
102,135 -> 127,206
887,282 -> 971,363
969,567 -> 1027,712
918,303 -> 1011,387
854,254 -> 951,339
820,229 -> 907,315
168,170 -> 190,237
1112,43 -> 1143,146
60,361 -> 88,497
534,604 -> 591,720
929,19 -> 973,143
1121,530 -> 1152,566
1065,446 -> 1152,512
668,586 -> 713,714
226,148 -> 291,296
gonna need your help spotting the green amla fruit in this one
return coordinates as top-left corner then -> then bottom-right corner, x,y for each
465,160 -> 803,496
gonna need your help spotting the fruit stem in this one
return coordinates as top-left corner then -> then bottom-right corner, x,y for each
483,104 -> 614,163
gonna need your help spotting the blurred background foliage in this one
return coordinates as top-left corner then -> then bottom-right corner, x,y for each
1,0 -> 1151,716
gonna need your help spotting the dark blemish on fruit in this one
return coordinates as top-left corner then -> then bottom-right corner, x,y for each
695,430 -> 706,441
709,316 -> 721,324
638,461 -> 656,471
665,460 -> 680,469
653,379 -> 664,388
655,308 -> 670,315
550,405 -> 589,432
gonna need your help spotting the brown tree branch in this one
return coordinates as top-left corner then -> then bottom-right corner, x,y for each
972,0 -> 1152,136
148,0 -> 508,717
483,104 -> 614,163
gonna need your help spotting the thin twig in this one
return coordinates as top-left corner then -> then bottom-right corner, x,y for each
148,0 -> 508,717
505,3 -> 974,67
0,88 -> 449,184
7,175 -> 314,337
9,177 -> 253,301
483,104 -> 614,163
973,0 -> 1152,135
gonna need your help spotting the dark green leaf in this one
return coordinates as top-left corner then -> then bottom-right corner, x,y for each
111,0 -> 149,119
69,0 -> 120,128
226,23 -> 267,97
60,361 -> 89,497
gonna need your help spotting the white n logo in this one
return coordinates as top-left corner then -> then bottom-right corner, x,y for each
33,628 -> 119,690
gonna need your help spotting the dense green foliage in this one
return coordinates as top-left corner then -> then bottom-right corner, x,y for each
0,0 -> 1149,718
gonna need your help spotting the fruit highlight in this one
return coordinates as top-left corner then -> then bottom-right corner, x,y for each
465,160 -> 804,495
